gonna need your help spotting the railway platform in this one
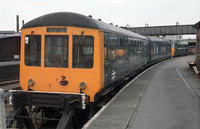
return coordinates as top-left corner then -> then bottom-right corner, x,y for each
83,55 -> 200,129
0,61 -> 20,82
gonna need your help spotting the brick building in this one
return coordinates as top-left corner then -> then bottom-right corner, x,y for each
0,31 -> 21,61
193,21 -> 200,70
184,39 -> 196,55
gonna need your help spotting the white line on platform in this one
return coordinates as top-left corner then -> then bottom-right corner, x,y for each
176,68 -> 200,101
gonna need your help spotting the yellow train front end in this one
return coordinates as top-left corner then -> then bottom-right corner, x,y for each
171,42 -> 175,57
20,26 -> 104,102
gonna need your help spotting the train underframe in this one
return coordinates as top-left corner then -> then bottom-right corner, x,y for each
8,79 -> 133,129
7,91 -> 88,129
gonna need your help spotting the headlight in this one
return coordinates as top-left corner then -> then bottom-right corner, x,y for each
28,79 -> 34,86
80,82 -> 87,89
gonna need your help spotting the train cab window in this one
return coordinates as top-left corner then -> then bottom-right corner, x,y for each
25,35 -> 41,66
72,35 -> 94,68
45,35 -> 68,68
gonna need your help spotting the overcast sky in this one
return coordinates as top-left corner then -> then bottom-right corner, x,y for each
0,0 -> 200,38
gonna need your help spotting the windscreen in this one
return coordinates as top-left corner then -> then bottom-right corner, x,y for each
45,35 -> 69,68
25,35 -> 41,66
72,35 -> 94,68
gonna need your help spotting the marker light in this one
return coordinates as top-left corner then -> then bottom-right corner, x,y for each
80,82 -> 87,89
28,79 -> 34,86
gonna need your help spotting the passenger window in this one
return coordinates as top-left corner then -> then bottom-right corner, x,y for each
73,35 -> 94,68
119,38 -> 123,48
108,35 -> 117,62
25,35 -> 41,66
139,42 -> 143,55
128,40 -> 134,55
45,35 -> 68,68
156,43 -> 159,54
164,46 -> 166,53
134,41 -> 137,53
154,43 -> 156,54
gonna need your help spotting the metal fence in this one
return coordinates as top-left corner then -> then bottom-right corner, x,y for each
0,89 -> 14,128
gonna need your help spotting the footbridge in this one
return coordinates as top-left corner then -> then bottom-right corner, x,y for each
122,23 -> 196,36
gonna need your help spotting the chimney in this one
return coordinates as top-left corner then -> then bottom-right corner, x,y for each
22,20 -> 24,26
16,15 -> 19,32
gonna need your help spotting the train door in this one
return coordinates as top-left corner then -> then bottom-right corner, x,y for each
104,33 -> 111,86
142,40 -> 151,63
104,33 -> 119,86
147,39 -> 151,62
105,32 -> 118,86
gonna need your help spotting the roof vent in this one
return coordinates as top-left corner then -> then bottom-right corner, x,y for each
116,25 -> 118,27
98,18 -> 101,21
110,23 -> 113,25
88,15 -> 92,18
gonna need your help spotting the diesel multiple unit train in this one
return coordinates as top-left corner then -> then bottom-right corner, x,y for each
170,40 -> 188,57
9,12 -> 188,128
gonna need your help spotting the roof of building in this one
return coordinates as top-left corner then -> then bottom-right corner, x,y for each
0,35 -> 21,39
0,31 -> 16,34
193,21 -> 200,29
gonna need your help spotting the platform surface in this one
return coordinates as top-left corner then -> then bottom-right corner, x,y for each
0,61 -> 20,67
0,61 -> 20,82
83,55 -> 200,129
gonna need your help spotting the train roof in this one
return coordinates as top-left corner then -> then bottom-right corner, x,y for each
169,40 -> 188,45
175,40 -> 189,45
147,36 -> 171,43
22,12 -> 148,40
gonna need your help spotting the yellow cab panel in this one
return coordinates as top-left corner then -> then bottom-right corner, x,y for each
20,26 -> 104,102
171,43 -> 175,57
